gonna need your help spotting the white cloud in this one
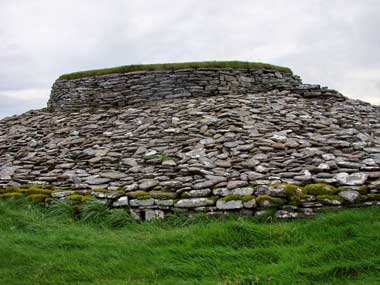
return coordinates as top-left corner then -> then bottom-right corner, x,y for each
0,0 -> 379,118
0,89 -> 49,118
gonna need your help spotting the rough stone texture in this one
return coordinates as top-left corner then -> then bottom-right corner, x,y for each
47,68 -> 343,111
1,68 -> 380,220
216,200 -> 243,210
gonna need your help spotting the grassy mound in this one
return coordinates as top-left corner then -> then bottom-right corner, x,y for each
0,198 -> 379,285
58,61 -> 293,80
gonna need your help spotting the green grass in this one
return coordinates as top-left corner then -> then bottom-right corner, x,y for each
58,61 -> 293,80
0,198 -> 379,285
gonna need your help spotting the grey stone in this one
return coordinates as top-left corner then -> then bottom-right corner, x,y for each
122,158 -> 138,167
338,190 -> 360,203
216,199 -> 243,210
100,171 -> 127,180
227,180 -> 248,190
139,179 -> 159,190
130,198 -> 155,207
51,191 -> 75,198
243,199 -> 257,208
145,210 -> 165,221
175,198 -> 215,208
231,187 -> 254,196
86,177 -> 112,185
335,172 -> 368,186
112,196 -> 129,207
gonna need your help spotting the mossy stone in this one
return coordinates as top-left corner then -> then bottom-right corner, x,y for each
0,187 -> 21,194
256,195 -> 285,207
316,195 -> 344,203
304,183 -> 338,196
0,192 -> 23,199
127,191 -> 152,200
221,194 -> 255,202
27,194 -> 50,203
65,194 -> 91,203
367,194 -> 380,201
150,191 -> 177,199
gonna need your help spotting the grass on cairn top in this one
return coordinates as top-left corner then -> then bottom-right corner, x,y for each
58,61 -> 293,80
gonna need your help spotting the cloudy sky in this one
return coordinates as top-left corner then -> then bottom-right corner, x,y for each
1,0 -> 379,118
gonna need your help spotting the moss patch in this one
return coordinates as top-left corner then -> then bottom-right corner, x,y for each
65,194 -> 91,203
27,194 -> 50,203
304,183 -> 338,196
316,195 -> 344,203
151,191 -> 177,199
221,195 -> 255,202
272,183 -> 303,205
0,192 -> 23,199
256,195 -> 285,207
367,194 -> 380,201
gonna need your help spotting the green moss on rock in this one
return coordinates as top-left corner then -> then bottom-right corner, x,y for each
316,195 -> 344,203
65,194 -> 91,203
19,189 -> 54,195
27,194 -> 50,203
221,195 -> 255,202
367,194 -> 380,201
150,191 -> 177,199
135,193 -> 152,200
0,192 -> 23,199
0,187 -> 20,194
304,183 -> 338,196
256,195 -> 285,207
90,188 -> 112,193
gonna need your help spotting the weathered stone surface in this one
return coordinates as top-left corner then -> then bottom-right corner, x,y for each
276,210 -> 298,219
216,199 -> 243,210
335,173 -> 369,186
130,198 -> 155,207
51,191 -> 75,198
139,179 -> 159,190
0,67 -> 379,219
231,187 -> 254,196
145,210 -> 165,221
112,196 -> 129,207
338,190 -> 360,203
100,171 -> 127,180
243,199 -> 257,208
92,191 -> 124,199
175,198 -> 215,208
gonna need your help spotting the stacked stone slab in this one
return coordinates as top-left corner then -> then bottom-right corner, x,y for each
1,67 -> 380,220
48,68 -> 342,111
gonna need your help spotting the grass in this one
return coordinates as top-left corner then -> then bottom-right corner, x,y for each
0,198 -> 379,285
58,61 -> 293,80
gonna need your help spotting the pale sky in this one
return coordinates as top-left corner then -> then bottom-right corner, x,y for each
1,0 -> 379,118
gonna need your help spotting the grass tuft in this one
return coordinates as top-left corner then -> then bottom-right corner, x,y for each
0,198 -> 379,284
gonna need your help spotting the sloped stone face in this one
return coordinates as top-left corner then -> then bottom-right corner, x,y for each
48,69 -> 303,112
1,69 -> 380,220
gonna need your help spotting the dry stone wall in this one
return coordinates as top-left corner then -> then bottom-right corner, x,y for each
1,68 -> 380,221
48,68 -> 341,111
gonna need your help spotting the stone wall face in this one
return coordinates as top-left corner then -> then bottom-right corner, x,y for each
48,68 -> 340,111
1,78 -> 380,220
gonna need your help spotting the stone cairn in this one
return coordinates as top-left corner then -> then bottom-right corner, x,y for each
1,67 -> 380,221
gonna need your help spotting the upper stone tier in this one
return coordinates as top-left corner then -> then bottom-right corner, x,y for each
48,62 -> 343,111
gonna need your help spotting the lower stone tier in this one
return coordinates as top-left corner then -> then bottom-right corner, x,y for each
1,182 -> 379,221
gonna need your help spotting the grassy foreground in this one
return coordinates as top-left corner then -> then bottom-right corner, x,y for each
0,199 -> 379,285
58,61 -> 292,80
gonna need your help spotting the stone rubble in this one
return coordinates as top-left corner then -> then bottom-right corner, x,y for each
0,68 -> 380,220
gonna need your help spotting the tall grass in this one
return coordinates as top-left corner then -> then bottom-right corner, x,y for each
0,198 -> 379,284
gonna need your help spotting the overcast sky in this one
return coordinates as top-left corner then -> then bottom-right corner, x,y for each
1,0 -> 379,118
